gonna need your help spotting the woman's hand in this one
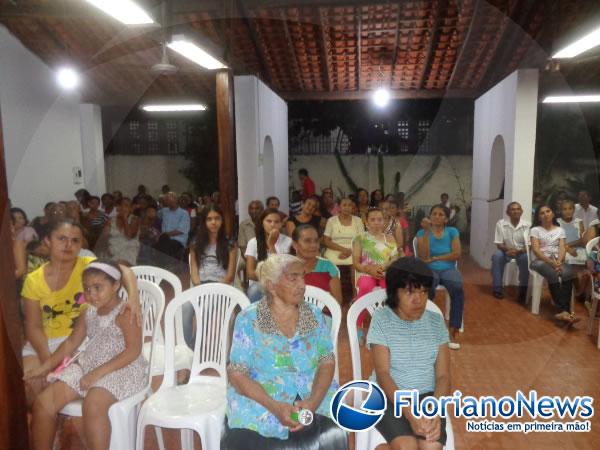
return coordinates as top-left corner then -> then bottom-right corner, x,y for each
339,248 -> 352,260
407,415 -> 430,438
566,245 -> 577,257
121,301 -> 142,326
271,401 -> 303,432
424,416 -> 442,442
23,364 -> 50,381
420,217 -> 431,231
80,370 -> 101,391
267,229 -> 280,251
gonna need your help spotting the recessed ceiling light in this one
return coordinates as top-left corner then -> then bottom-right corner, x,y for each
167,38 -> 227,70
85,0 -> 154,25
553,25 -> 600,58
372,88 -> 390,108
141,104 -> 207,112
543,95 -> 600,103
56,67 -> 80,90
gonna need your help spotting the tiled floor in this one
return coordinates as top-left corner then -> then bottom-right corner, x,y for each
58,255 -> 600,449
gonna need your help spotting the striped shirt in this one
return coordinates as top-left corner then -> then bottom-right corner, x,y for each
367,306 -> 448,393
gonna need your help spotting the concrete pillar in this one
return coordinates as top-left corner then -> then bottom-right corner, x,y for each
79,104 -> 106,195
470,69 -> 538,269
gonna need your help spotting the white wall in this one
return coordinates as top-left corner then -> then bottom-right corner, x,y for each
105,154 -> 192,197
0,26 -> 104,218
290,154 -> 472,228
235,75 -> 289,221
470,69 -> 538,268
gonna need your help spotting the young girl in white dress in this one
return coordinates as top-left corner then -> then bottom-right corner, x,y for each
26,261 -> 147,450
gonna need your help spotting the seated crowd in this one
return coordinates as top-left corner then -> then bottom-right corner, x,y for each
10,168 -> 598,449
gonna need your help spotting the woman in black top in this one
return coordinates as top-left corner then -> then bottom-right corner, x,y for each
286,196 -> 324,236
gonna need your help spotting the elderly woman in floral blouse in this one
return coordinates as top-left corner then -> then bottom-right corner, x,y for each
222,254 -> 347,449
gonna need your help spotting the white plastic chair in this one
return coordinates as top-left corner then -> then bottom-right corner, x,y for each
59,279 -> 165,450
346,289 -> 455,450
502,259 -> 519,286
303,285 -> 342,381
132,266 -> 193,374
585,237 -> 600,348
136,283 -> 250,450
525,242 -> 575,315
412,237 -> 463,332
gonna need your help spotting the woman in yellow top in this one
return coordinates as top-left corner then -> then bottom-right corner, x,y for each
21,218 -> 141,405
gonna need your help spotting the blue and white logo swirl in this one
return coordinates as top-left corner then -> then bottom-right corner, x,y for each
330,381 -> 387,432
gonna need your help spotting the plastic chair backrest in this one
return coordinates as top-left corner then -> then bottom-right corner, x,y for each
346,289 -> 442,407
585,236 -> 600,257
137,279 -> 165,391
160,283 -> 250,388
303,285 -> 342,380
132,266 -> 183,345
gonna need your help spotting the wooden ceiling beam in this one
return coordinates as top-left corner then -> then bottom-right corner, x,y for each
447,0 -> 481,90
280,9 -> 305,91
418,0 -> 448,89
281,88 -> 475,100
318,8 -> 333,91
234,0 -> 274,86
479,0 -> 541,90
356,6 -> 362,90
0,0 -> 395,20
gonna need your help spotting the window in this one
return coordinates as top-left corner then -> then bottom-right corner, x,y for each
418,119 -> 431,153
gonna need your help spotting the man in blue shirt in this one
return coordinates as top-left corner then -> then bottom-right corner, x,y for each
155,192 -> 190,269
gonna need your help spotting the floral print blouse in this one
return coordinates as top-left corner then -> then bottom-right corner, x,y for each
226,300 -> 337,439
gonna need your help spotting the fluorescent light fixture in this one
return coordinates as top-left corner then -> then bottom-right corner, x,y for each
85,0 -> 154,25
167,38 -> 227,70
56,67 -> 80,90
553,25 -> 600,58
141,104 -> 207,112
543,95 -> 600,103
372,88 -> 390,108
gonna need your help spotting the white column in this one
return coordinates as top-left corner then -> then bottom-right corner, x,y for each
470,69 -> 538,269
79,104 -> 106,195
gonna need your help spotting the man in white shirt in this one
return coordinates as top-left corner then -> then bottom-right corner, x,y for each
491,202 -> 530,301
574,190 -> 598,230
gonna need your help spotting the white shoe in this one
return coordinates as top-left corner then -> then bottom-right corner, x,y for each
448,342 -> 461,350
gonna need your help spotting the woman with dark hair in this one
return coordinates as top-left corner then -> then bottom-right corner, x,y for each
368,257 -> 449,450
292,225 -> 342,304
27,259 -> 147,450
356,188 -> 370,224
11,207 -> 38,243
370,189 -> 384,207
245,208 -> 292,302
184,206 -> 237,347
353,208 -> 398,301
416,204 -> 464,349
530,205 -> 578,323
189,205 -> 236,286
323,197 -> 364,303
74,188 -> 91,211
106,197 -> 140,265
21,219 -> 140,405
286,196 -> 323,236
84,196 -> 108,251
